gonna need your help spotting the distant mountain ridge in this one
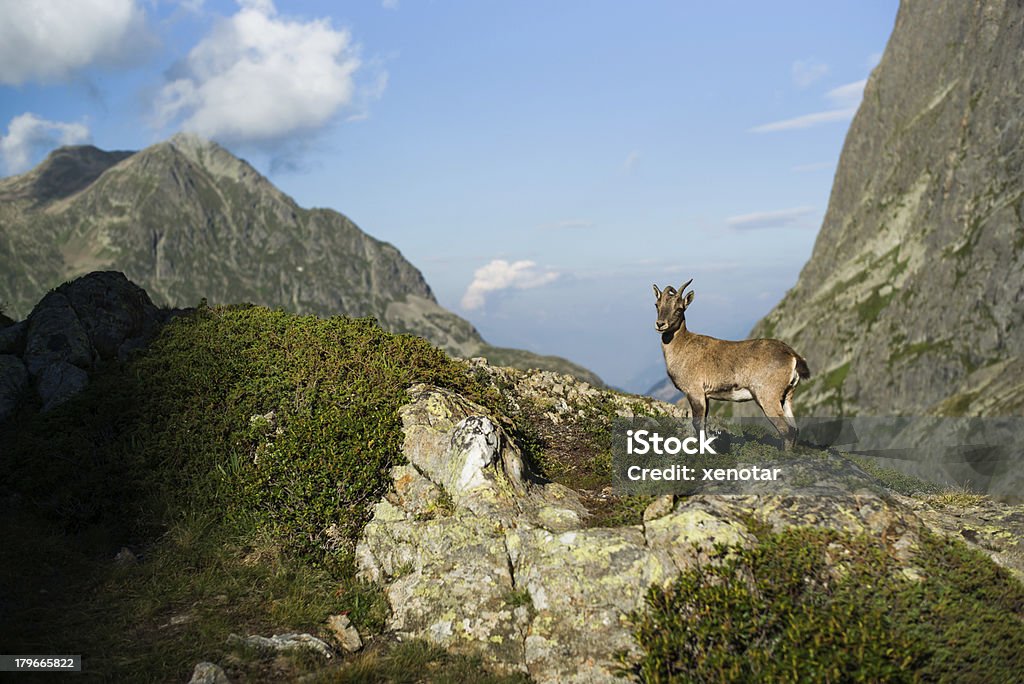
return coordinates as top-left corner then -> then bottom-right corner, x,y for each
0,133 -> 601,385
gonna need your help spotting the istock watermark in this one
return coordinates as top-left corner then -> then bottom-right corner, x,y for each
613,418 -> 798,496
625,428 -> 719,455
611,416 -> 1024,500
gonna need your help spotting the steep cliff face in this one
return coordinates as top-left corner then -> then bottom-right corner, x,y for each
0,134 -> 600,384
752,0 -> 1024,416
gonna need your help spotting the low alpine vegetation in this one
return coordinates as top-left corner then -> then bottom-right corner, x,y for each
0,305 -> 504,680
623,524 -> 1024,683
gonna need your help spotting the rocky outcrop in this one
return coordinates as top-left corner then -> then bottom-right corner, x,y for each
0,134 -> 600,384
325,614 -> 363,653
463,357 -> 688,423
0,320 -> 26,355
355,382 -> 951,682
225,632 -> 334,660
747,0 -> 1024,416
0,355 -> 28,423
187,662 -> 231,684
0,271 -> 171,416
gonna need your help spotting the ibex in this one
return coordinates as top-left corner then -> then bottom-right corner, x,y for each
653,279 -> 810,449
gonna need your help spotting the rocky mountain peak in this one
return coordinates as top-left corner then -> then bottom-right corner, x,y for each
163,131 -> 265,186
748,0 -> 1024,417
0,137 -> 603,384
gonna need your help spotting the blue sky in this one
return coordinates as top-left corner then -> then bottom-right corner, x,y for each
0,0 -> 899,390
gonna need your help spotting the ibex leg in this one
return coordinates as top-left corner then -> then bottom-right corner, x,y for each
687,392 -> 707,437
756,392 -> 798,450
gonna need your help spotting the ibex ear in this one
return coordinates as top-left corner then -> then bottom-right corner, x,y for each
652,284 -> 662,299
681,291 -> 695,309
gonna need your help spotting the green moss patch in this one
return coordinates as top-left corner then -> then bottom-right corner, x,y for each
822,362 -> 851,391
857,287 -> 896,327
934,390 -> 980,417
623,525 -> 1024,683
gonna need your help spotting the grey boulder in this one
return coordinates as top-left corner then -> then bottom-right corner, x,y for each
0,355 -> 29,422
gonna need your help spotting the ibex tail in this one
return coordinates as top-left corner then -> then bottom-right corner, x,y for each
795,356 -> 811,380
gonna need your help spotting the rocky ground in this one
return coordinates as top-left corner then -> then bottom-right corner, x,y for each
351,373 -> 1024,682
3,272 -> 1022,683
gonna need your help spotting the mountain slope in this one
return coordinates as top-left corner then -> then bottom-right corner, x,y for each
749,0 -> 1024,416
0,133 -> 600,385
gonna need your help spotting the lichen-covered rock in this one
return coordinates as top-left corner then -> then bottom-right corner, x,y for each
466,357 -> 689,423
187,662 -> 231,684
359,385 -> 645,680
360,514 -> 530,667
226,632 -> 333,659
356,383 -> 933,683
326,614 -> 362,653
511,526 -> 677,683
397,384 -> 583,525
642,502 -> 755,569
401,395 -> 523,517
0,354 -> 29,422
895,492 -> 1024,580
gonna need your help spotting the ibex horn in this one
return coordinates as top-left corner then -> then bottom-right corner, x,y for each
679,278 -> 693,293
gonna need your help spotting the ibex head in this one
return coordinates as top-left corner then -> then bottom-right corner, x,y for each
653,279 -> 694,334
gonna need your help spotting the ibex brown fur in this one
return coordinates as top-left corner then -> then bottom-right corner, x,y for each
654,279 -> 810,449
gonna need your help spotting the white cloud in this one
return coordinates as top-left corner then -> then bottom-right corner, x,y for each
155,0 -> 369,143
461,259 -> 559,310
0,0 -> 148,85
382,0 -> 399,8
345,63 -> 389,123
826,79 -> 867,108
726,206 -> 815,230
749,78 -> 867,133
749,109 -> 854,133
791,59 -> 829,89
0,113 -> 91,175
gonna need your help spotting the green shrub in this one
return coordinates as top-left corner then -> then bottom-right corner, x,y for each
5,305 -> 492,565
0,306 -> 499,679
623,525 -> 1024,683
136,306 -> 491,565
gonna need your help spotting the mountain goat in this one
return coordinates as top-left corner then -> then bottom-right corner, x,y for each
653,280 -> 810,449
